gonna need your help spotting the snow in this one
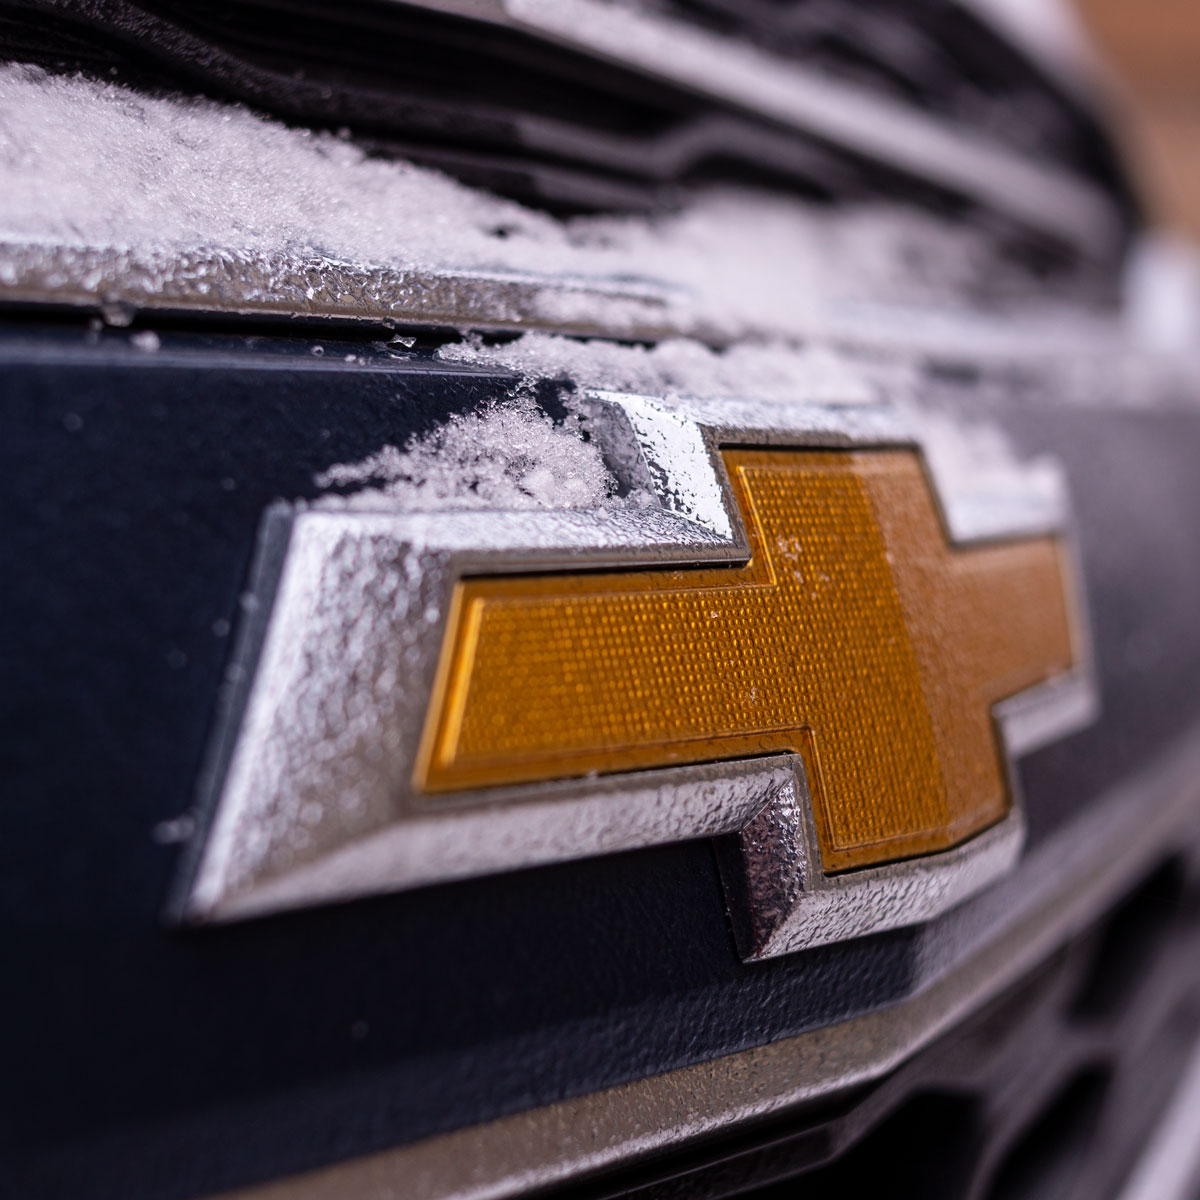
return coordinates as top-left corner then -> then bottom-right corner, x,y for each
0,62 -> 560,264
0,61 -> 1054,343
438,332 -> 882,407
314,396 -> 615,511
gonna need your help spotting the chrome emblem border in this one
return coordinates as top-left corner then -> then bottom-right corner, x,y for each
177,389 -> 1097,959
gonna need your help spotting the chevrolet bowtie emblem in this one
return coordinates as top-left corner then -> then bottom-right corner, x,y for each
182,393 -> 1095,959
421,448 -> 1073,874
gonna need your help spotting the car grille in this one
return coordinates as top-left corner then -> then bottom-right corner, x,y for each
0,0 -> 1130,234
550,853 -> 1200,1200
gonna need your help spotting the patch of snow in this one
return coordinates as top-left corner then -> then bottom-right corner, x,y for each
0,63 -> 558,267
901,405 -> 1067,541
436,332 -> 882,408
314,396 -> 614,511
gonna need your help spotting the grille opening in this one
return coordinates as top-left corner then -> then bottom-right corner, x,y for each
959,949 -> 1072,1053
1070,858 -> 1187,1020
753,1092 -> 984,1199
984,1068 -> 1111,1200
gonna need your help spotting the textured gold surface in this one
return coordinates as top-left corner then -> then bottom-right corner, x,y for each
419,449 -> 1076,873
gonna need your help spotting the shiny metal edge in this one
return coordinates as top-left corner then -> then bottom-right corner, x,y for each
198,757 -> 783,922
394,0 -> 1120,255
1115,1037 -> 1200,1200
210,725 -> 1200,1200
0,239 -> 1136,359
729,786 -> 1025,959
178,392 -> 1096,961
0,242 -> 683,341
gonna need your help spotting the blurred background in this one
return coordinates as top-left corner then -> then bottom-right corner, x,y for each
1075,0 -> 1200,239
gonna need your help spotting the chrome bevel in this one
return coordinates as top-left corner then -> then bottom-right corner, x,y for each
0,241 -> 683,340
0,238 -> 1141,358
